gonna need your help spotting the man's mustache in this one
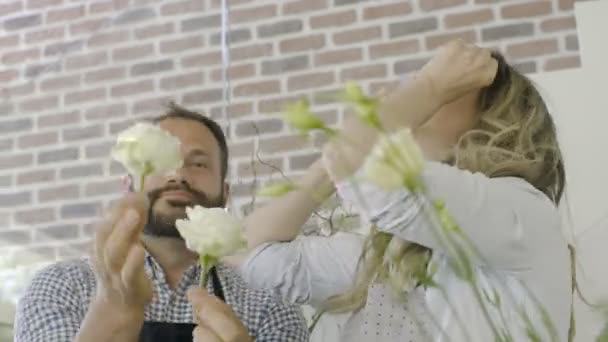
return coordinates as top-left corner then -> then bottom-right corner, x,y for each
148,183 -> 210,204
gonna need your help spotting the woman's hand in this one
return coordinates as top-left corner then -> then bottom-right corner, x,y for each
187,287 -> 253,342
418,39 -> 498,106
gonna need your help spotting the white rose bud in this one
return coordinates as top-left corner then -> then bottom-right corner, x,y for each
111,122 -> 182,190
363,128 -> 424,190
175,206 -> 246,285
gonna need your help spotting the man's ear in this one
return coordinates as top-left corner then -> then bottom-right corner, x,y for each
124,174 -> 135,192
222,182 -> 230,208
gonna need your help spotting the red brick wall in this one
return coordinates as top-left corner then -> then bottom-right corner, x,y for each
0,0 -> 581,260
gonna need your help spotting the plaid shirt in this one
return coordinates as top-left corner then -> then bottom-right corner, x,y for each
13,254 -> 309,342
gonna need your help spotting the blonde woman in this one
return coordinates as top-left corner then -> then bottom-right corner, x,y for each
228,40 -> 571,341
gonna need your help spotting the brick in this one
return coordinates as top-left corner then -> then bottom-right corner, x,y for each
370,39 -> 420,59
6,82 -> 36,99
506,39 -> 559,59
258,19 -> 303,38
395,57 -> 429,75
334,0 -> 369,5
310,10 -> 356,29
181,15 -> 221,32
161,0 -> 204,15
65,88 -> 106,105
262,55 -> 309,75
38,111 -> 80,128
0,231 -> 30,245
209,0 -> 253,7
313,89 -> 341,105
426,30 -> 477,50
88,30 -> 130,48
283,0 -> 327,15
44,40 -> 84,57
39,184 -> 80,203
445,9 -> 494,28
541,16 -> 576,33
3,14 -> 42,31
57,241 -> 93,258
85,141 -> 113,158
565,35 -> 578,51
544,56 -> 581,71
0,103 -> 14,116
290,152 -> 321,171
109,160 -> 127,175
85,178 -> 122,196
41,75 -> 81,91
0,118 -> 33,134
70,18 -> 106,36
26,0 -> 62,10
231,5 -> 276,24
210,28 -> 252,46
133,96 -> 173,115
280,34 -> 325,54
160,36 -> 205,54
19,95 -> 60,113
60,163 -> 104,179
228,141 -> 254,158
111,80 -> 155,98
113,7 -> 156,25
15,207 -> 55,225
135,23 -> 174,40
210,102 -> 254,119
66,51 -> 108,71
258,95 -> 299,114
63,124 -> 104,142
0,138 -> 13,152
47,5 -> 85,24
512,61 -> 537,74
0,175 -> 12,187
181,51 -> 222,68
18,131 -> 58,149
482,23 -> 534,42
0,70 -> 18,83
38,147 -> 79,164
234,80 -> 281,97
25,61 -> 61,78
86,103 -> 128,121
85,66 -> 127,84
0,191 -> 31,207
0,2 -> 22,16
235,119 -> 283,137
341,64 -> 387,81
558,0 -> 573,11
288,71 -> 335,91
237,157 -> 283,178
363,2 -> 412,19
131,60 -> 174,76
259,135 -> 310,154
61,202 -> 101,219
109,119 -> 136,135
89,0 -> 116,13
17,169 -> 55,185
34,224 -> 79,242
501,1 -> 552,19
333,26 -> 382,45
2,48 -> 40,65
211,64 -> 255,82
315,48 -> 362,66
420,0 -> 467,11
0,35 -> 20,48
25,26 -> 64,44
231,43 -> 273,62
0,154 -> 33,170
112,44 -> 154,62
182,89 -> 224,105
389,17 -> 438,38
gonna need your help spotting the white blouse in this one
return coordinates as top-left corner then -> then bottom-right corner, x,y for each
239,161 -> 571,341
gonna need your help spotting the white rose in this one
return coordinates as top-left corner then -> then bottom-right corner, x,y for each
111,122 -> 182,183
363,128 -> 424,190
175,206 -> 246,258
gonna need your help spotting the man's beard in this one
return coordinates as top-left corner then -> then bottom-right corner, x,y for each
144,183 -> 224,239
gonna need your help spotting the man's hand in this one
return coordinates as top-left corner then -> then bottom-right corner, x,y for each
187,287 -> 253,342
92,193 -> 153,312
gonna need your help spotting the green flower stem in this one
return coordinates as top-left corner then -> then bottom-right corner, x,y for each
199,254 -> 217,288
138,161 -> 154,192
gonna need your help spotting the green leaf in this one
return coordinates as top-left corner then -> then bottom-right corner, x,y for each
257,182 -> 296,197
284,99 -> 327,134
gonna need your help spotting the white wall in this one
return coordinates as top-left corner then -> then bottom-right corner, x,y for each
530,1 -> 608,341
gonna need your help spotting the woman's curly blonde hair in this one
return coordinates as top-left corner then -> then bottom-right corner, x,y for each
323,52 -> 566,314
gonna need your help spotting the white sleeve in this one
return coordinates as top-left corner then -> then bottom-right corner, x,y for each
336,161 -> 562,272
237,233 -> 362,307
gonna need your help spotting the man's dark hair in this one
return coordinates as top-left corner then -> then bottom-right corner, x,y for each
151,102 -> 229,182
